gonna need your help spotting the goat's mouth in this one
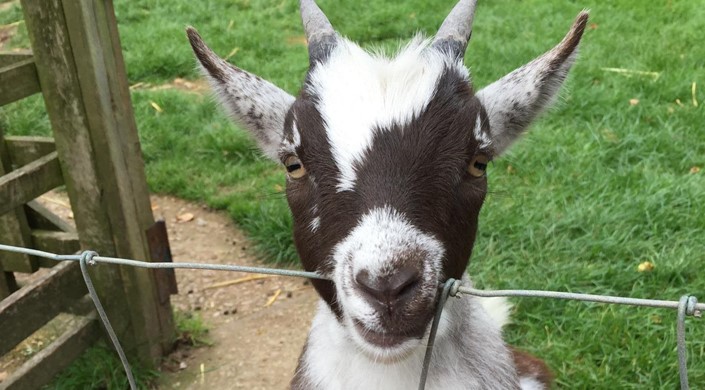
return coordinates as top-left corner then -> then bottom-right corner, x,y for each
352,320 -> 415,348
350,317 -> 429,356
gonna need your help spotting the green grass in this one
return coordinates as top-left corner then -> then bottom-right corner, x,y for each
174,310 -> 211,347
44,341 -> 158,390
42,310 -> 209,389
2,0 -> 704,388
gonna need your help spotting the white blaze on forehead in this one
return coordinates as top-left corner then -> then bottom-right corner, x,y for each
307,37 -> 468,192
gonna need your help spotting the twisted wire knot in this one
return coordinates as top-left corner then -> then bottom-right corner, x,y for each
449,279 -> 461,297
685,296 -> 700,318
80,250 -> 99,266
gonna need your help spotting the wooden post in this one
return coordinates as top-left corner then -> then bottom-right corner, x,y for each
20,0 -> 173,364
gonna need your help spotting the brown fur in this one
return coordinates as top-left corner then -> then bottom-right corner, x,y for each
512,348 -> 555,388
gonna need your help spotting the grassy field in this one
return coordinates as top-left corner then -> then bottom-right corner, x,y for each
2,0 -> 704,388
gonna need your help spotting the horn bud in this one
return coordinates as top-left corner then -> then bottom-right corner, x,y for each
432,0 -> 478,60
300,0 -> 338,65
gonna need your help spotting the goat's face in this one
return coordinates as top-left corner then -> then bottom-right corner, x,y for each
281,42 -> 489,357
188,0 -> 587,359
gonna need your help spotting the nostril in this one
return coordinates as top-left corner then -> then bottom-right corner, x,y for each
355,270 -> 382,299
395,276 -> 419,298
354,266 -> 421,305
388,266 -> 420,298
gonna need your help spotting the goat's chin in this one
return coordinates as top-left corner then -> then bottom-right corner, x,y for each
351,335 -> 421,363
345,317 -> 426,363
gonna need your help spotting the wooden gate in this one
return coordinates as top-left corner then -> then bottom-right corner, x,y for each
0,0 -> 174,387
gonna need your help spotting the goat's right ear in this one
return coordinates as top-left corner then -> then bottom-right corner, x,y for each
186,27 -> 295,161
476,12 -> 588,155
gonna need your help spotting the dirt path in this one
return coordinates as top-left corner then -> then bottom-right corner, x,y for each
24,192 -> 317,389
152,196 -> 317,390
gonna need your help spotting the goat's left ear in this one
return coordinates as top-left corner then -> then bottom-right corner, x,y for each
187,27 -> 295,161
477,12 -> 588,155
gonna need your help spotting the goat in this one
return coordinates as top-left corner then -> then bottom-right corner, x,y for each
187,0 -> 587,388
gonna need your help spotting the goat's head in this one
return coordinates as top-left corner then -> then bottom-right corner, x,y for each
188,0 -> 587,360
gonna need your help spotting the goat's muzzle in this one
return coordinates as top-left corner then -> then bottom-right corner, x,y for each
347,263 -> 437,350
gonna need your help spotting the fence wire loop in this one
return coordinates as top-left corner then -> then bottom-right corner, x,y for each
684,296 -> 699,317
448,278 -> 461,298
80,250 -> 98,266
0,243 -> 702,390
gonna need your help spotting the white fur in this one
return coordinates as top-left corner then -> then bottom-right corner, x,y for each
307,204 -> 320,233
333,206 -> 444,278
291,121 -> 302,148
478,296 -> 512,328
519,377 -> 545,390
473,113 -> 492,149
280,119 -> 302,158
309,216 -> 320,232
306,37 -> 468,192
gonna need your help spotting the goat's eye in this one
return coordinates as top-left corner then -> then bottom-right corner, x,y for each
468,155 -> 490,177
285,156 -> 306,179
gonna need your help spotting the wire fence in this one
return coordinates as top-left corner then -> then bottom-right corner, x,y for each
0,243 -> 702,390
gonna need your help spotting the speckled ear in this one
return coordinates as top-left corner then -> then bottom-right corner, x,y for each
187,27 -> 295,161
476,12 -> 588,155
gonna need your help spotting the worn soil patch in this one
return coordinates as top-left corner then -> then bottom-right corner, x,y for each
152,196 -> 317,390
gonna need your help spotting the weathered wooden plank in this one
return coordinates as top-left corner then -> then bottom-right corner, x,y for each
24,200 -> 75,233
0,260 -> 86,356
0,128 -> 38,273
21,0 -> 173,363
0,151 -> 63,216
0,50 -> 32,67
31,230 -> 80,266
0,57 -> 41,107
4,136 -> 56,168
1,312 -> 99,390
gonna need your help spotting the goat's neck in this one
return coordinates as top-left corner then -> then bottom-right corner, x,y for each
293,277 -> 521,390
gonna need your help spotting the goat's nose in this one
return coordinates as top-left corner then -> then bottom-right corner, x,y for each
355,266 -> 421,308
